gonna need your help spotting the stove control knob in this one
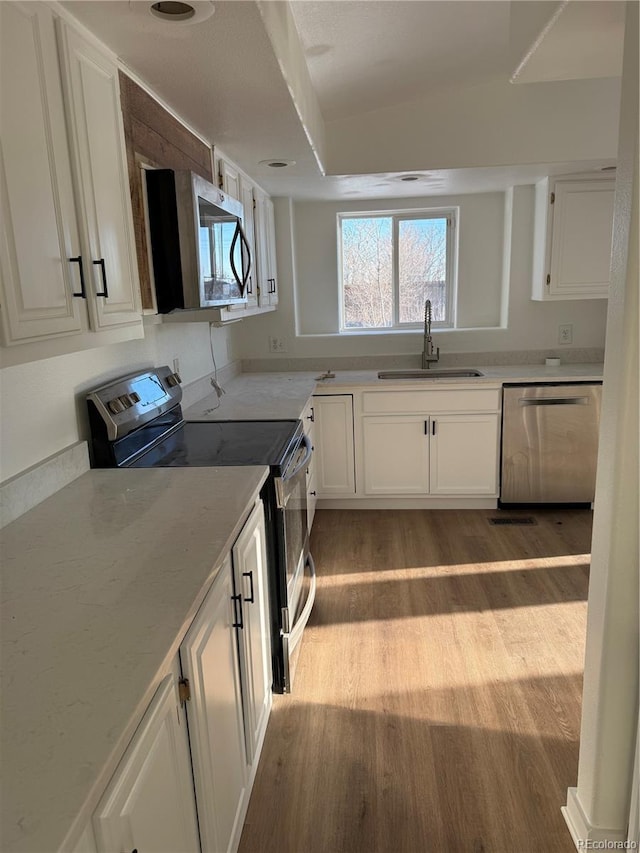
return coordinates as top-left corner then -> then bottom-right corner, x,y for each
166,372 -> 182,387
108,398 -> 125,414
129,392 -> 141,404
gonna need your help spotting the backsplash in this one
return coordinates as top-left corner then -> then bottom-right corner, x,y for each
241,348 -> 605,373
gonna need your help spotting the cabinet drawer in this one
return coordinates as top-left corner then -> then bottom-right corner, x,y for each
362,388 -> 500,414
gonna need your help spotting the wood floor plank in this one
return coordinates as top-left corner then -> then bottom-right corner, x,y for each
239,508 -> 590,853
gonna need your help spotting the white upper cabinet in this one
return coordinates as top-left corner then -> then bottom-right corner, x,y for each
0,3 -> 142,348
56,19 -> 141,330
240,177 -> 259,308
212,151 -> 278,323
218,158 -> 241,201
255,188 -> 279,307
0,2 -> 84,343
531,176 -> 615,301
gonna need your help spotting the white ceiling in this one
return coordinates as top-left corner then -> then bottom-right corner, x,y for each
61,0 -> 624,200
288,1 -> 511,121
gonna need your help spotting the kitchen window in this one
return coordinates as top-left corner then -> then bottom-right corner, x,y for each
338,210 -> 456,331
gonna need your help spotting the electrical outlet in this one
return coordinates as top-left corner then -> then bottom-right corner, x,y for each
172,357 -> 180,374
558,324 -> 573,345
269,336 -> 288,353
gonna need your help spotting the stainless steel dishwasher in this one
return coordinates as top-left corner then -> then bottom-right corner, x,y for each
500,383 -> 602,504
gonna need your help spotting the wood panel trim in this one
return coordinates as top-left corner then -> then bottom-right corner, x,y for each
118,72 -> 213,309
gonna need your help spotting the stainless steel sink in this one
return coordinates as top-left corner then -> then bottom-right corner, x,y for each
377,368 -> 484,379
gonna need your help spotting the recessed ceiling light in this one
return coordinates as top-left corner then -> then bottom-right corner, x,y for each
148,1 -> 214,24
397,174 -> 430,182
259,159 -> 296,169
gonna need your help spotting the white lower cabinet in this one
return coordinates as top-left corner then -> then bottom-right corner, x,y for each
358,388 -> 500,499
302,399 -> 317,530
180,553 -> 248,853
429,413 -> 499,495
92,664 -> 200,853
231,500 -> 272,766
90,499 -> 272,853
313,395 -> 356,496
362,416 -> 430,495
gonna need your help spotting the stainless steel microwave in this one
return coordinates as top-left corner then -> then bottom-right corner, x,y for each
145,169 -> 251,311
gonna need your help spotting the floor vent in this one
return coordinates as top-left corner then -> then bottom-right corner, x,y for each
489,517 -> 537,526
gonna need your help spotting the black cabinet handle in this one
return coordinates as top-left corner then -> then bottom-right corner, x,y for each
93,258 -> 109,298
68,256 -> 86,298
231,593 -> 243,629
310,490 -> 317,496
432,420 -> 437,436
424,421 -> 428,435
242,570 -> 255,603
306,407 -> 314,422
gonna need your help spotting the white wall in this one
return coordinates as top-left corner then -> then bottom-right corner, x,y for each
292,193 -> 505,334
325,77 -> 621,176
0,322 -> 238,482
234,186 -> 608,360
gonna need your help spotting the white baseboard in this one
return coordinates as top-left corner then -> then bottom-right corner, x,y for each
317,497 -> 498,510
563,787 -> 629,849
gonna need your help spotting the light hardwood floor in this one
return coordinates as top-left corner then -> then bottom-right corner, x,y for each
239,509 -> 592,853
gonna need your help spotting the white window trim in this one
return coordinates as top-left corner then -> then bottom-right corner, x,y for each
337,207 -> 458,333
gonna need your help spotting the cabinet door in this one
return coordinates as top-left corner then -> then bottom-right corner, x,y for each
218,158 -> 241,200
0,2 -> 84,344
313,395 -> 356,496
240,177 -> 258,309
429,413 -> 499,495
180,556 -> 248,853
362,416 -> 430,495
57,20 -> 141,331
303,400 -> 317,530
92,668 -> 200,853
264,197 -> 278,306
254,188 -> 278,307
232,500 -> 271,766
548,179 -> 614,299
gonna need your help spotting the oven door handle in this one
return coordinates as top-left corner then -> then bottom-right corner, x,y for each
283,434 -> 313,483
288,553 -> 316,652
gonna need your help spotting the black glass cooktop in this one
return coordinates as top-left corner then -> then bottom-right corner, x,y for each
129,419 -> 301,470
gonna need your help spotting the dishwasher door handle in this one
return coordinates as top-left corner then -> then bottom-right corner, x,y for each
519,397 -> 590,406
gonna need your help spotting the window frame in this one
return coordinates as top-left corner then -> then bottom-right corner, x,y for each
337,208 -> 457,333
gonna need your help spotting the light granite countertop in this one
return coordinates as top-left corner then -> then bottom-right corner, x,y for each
1,465 -> 268,853
184,364 -> 604,421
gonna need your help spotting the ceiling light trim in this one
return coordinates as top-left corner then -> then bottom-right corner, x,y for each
147,1 -> 215,26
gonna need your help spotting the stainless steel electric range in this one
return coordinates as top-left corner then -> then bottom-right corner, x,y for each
86,365 -> 316,693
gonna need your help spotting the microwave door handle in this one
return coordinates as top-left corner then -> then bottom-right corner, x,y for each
240,225 -> 252,288
229,223 -> 244,295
